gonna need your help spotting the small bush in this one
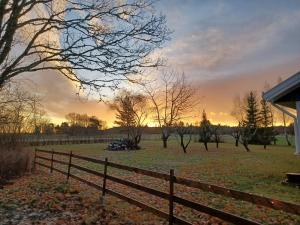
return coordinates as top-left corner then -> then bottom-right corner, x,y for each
0,144 -> 32,187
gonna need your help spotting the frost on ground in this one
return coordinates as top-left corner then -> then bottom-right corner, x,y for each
0,172 -> 148,225
1,170 -> 299,225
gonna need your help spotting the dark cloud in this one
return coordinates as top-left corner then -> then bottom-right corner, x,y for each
159,0 -> 300,80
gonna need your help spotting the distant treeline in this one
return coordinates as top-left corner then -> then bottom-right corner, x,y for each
3,123 -> 293,137
102,124 -> 294,136
38,113 -> 107,136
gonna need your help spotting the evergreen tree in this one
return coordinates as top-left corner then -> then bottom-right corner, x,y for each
199,110 -> 212,151
244,91 -> 260,128
259,99 -> 275,149
243,91 -> 261,144
112,91 -> 148,149
114,95 -> 136,138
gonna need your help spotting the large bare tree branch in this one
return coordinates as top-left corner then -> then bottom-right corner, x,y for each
0,0 -> 171,92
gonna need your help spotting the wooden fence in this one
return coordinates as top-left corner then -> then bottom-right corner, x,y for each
17,137 -> 116,146
34,149 -> 300,225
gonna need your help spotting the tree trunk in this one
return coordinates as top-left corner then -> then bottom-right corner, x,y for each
283,113 -> 291,146
162,129 -> 169,149
264,144 -> 266,149
180,136 -> 187,153
285,133 -> 291,146
216,142 -> 219,148
235,139 -> 239,147
243,143 -> 250,152
162,137 -> 168,148
204,142 -> 208,151
133,134 -> 141,149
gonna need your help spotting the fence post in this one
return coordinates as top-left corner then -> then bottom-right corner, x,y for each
50,149 -> 54,173
100,158 -> 108,206
169,169 -> 174,225
67,151 -> 73,181
102,158 -> 108,196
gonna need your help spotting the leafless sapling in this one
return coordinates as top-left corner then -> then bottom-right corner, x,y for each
239,124 -> 257,152
231,122 -> 241,147
212,124 -> 222,148
175,122 -> 194,153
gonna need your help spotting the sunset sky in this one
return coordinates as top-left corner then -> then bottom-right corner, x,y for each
21,0 -> 300,127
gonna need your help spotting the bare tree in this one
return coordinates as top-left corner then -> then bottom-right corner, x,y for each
230,94 -> 257,151
212,124 -> 222,148
231,95 -> 246,123
111,90 -> 147,149
0,0 -> 170,91
263,81 -> 277,145
0,82 -> 38,183
175,122 -> 193,153
62,113 -> 105,135
145,71 -> 197,148
231,95 -> 245,147
269,78 -> 293,146
282,113 -> 292,146
268,104 -> 278,145
66,113 -> 90,128
231,122 -> 241,147
239,124 -> 257,152
273,79 -> 294,146
0,82 -> 46,147
31,98 -> 48,135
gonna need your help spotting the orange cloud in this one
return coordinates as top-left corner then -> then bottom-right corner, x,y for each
19,70 -> 115,127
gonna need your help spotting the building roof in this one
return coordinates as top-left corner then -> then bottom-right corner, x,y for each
263,71 -> 300,109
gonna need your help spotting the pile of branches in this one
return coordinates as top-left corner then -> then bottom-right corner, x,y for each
107,139 -> 140,151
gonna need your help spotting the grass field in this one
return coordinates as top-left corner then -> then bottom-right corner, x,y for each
38,138 -> 300,204
19,137 -> 300,224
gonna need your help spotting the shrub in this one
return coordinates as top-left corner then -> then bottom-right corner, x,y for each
0,144 -> 32,187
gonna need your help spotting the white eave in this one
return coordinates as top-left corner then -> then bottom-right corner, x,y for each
263,71 -> 300,107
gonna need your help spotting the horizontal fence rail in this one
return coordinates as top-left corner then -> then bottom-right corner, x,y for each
34,148 -> 300,225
